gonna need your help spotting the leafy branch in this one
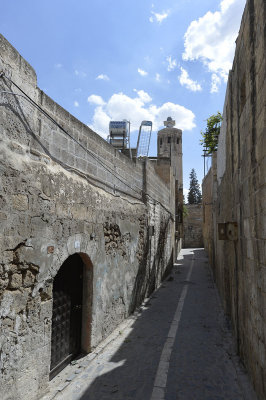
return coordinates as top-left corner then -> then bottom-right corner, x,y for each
200,111 -> 223,154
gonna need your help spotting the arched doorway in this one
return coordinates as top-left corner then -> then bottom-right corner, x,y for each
50,254 -> 84,380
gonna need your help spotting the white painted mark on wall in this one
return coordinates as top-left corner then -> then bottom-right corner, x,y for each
150,256 -> 195,400
75,240 -> 80,249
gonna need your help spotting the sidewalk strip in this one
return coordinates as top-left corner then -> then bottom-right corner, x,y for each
150,256 -> 195,400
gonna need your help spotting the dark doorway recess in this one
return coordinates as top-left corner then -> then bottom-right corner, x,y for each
50,253 -> 83,380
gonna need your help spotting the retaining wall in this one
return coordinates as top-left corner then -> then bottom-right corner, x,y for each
0,34 -> 177,400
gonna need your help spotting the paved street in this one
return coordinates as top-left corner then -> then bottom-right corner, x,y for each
43,249 -> 257,400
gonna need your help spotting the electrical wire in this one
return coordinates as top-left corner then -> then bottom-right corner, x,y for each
0,72 -> 174,218
0,73 -> 142,197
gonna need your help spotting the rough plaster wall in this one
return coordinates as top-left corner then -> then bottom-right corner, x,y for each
0,35 -> 176,400
202,1 -> 266,399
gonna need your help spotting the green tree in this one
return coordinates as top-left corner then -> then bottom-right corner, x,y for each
188,169 -> 202,204
182,204 -> 189,218
200,111 -> 223,154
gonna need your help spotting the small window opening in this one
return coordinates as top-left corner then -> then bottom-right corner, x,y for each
168,136 -> 171,143
160,138 -> 162,146
176,138 -> 179,144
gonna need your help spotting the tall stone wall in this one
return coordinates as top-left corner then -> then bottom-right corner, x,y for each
202,154 -> 217,266
0,35 -> 178,400
202,1 -> 266,399
183,204 -> 203,248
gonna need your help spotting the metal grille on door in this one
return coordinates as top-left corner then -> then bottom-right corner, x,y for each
50,254 -> 83,380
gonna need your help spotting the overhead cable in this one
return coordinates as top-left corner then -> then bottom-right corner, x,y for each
0,72 -> 174,217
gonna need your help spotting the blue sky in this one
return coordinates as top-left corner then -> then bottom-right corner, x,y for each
1,0 -> 246,197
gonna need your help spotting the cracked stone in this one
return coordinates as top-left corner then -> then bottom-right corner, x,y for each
9,273 -> 22,289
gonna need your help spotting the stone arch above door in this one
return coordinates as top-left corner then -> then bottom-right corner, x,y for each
49,252 -> 93,380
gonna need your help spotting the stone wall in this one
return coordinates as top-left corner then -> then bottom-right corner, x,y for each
202,154 -> 217,266
202,1 -> 266,399
183,204 -> 203,248
0,35 -> 178,400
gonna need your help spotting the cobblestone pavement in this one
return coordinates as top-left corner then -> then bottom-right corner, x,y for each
43,249 -> 258,400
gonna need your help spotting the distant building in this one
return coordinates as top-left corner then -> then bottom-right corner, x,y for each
157,116 -> 183,188
150,117 -> 184,253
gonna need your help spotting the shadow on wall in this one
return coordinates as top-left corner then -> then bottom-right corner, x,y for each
129,217 -> 173,314
77,250 -> 206,400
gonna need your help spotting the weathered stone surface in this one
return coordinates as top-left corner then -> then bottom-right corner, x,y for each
0,33 -> 182,400
23,270 -> 36,287
202,1 -> 266,399
183,204 -> 203,248
12,194 -> 29,211
0,212 -> 7,221
9,273 -> 22,289
0,289 -> 29,318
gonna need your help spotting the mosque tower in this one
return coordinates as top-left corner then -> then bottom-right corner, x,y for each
156,116 -> 184,251
157,117 -> 183,188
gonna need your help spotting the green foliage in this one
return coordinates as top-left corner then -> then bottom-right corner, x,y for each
182,204 -> 189,218
188,169 -> 202,204
200,111 -> 223,154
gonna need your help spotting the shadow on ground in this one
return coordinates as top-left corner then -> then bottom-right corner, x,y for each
77,249 -> 201,400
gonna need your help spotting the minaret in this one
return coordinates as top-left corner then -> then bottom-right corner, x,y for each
157,117 -> 183,188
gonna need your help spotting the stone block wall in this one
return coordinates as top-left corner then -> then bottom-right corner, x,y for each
0,35 -> 177,400
183,204 -> 203,248
202,154 -> 217,266
202,1 -> 266,399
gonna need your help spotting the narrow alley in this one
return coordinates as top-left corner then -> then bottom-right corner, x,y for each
43,249 -> 257,400
1,2 -> 265,399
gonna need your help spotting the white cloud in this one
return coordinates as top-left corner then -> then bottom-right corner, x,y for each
55,63 -> 62,69
74,101 -> 79,107
155,73 -> 160,82
166,56 -> 177,71
149,10 -> 170,24
74,69 -> 87,78
96,74 -> 110,81
133,89 -> 152,104
87,90 -> 196,138
138,68 -> 148,76
210,73 -> 222,93
183,0 -> 245,82
179,67 -> 202,92
87,95 -> 106,106
183,188 -> 189,203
